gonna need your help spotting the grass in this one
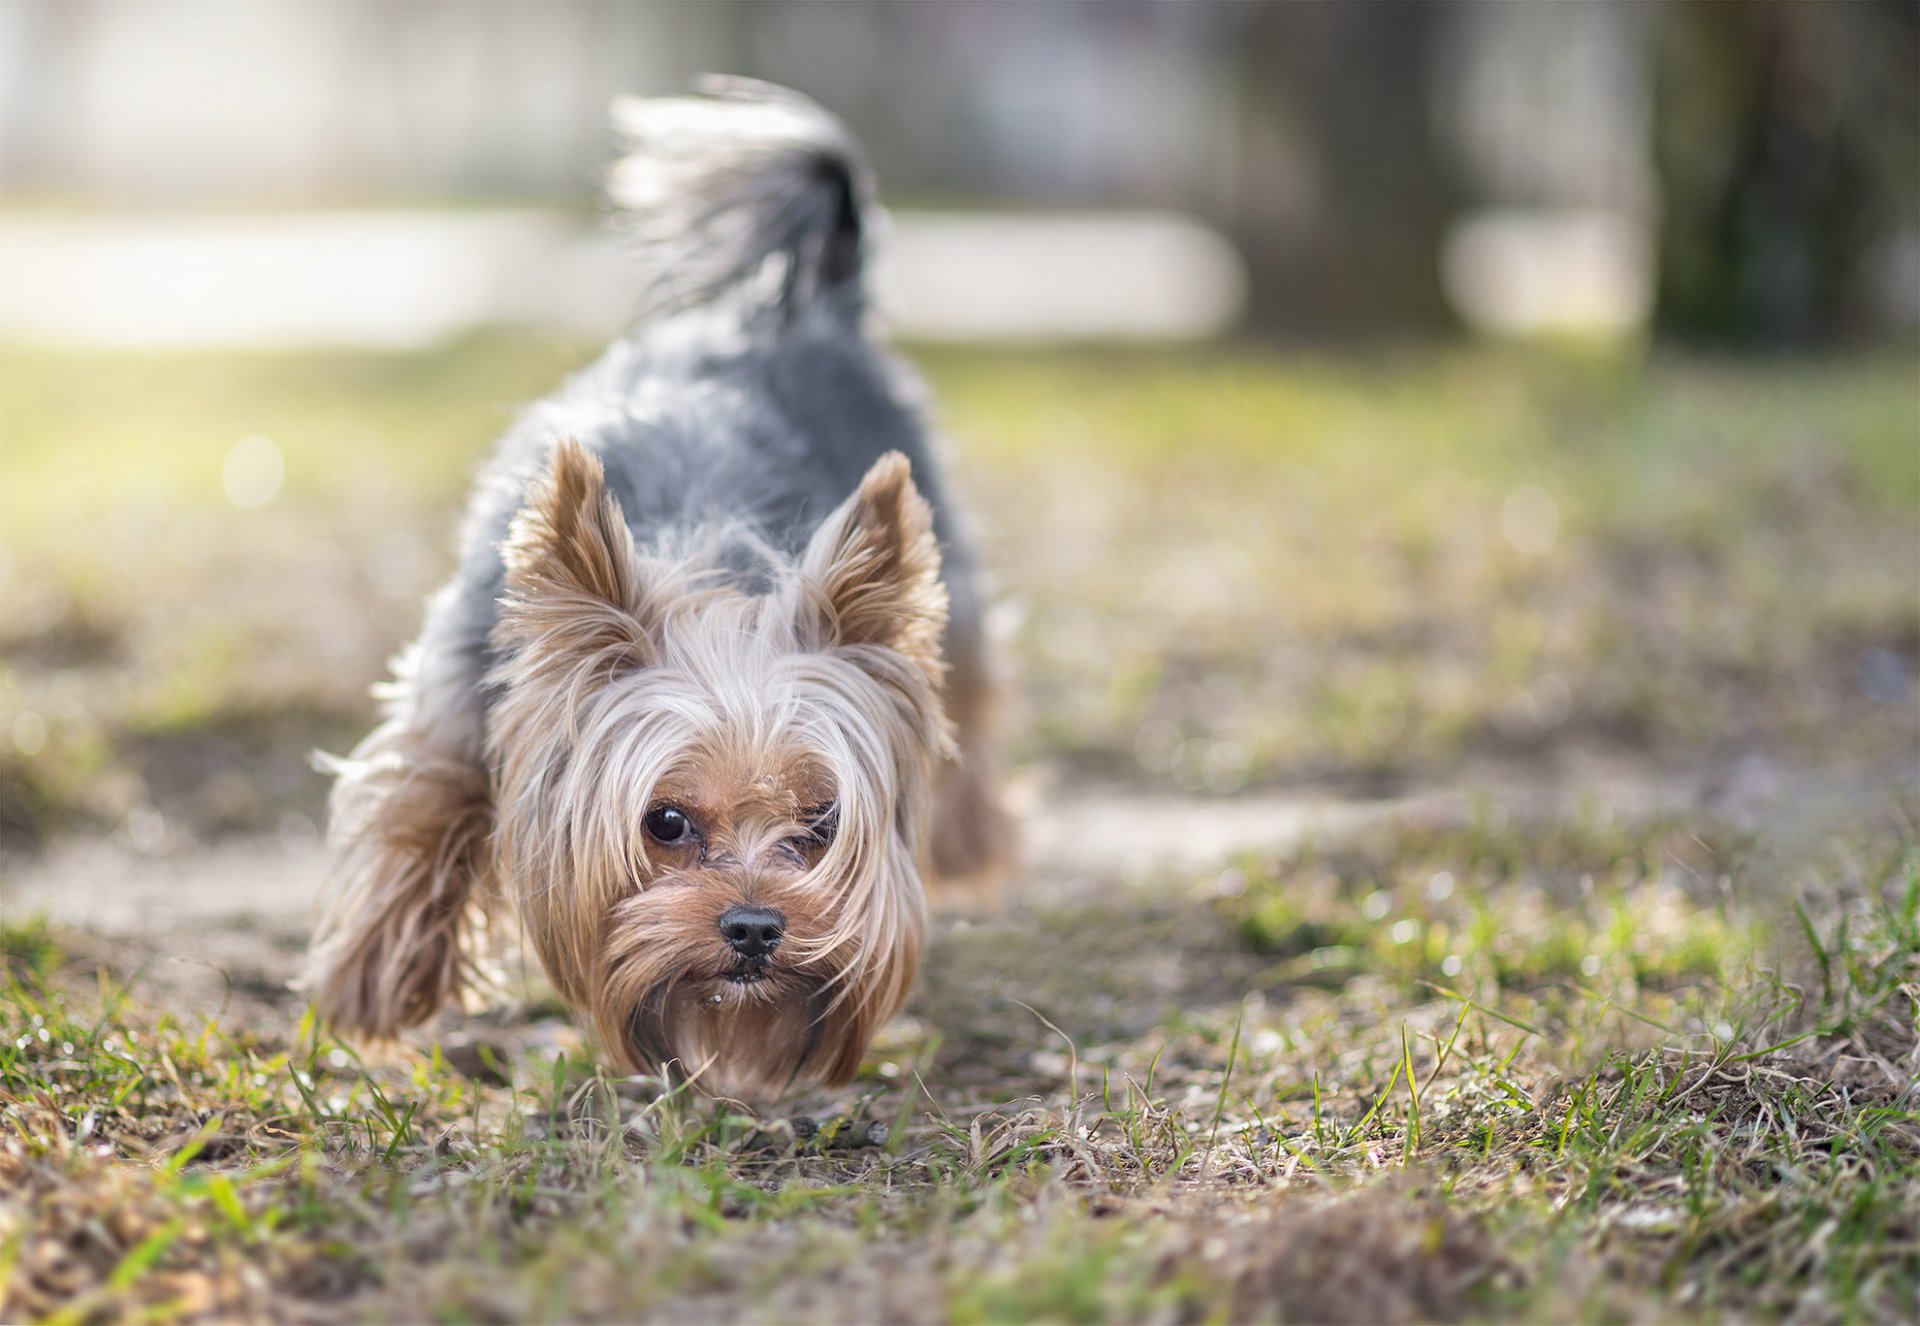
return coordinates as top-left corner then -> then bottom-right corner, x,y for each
933,346 -> 1919,787
1,335 -> 1917,1320
1,825 -> 1915,1321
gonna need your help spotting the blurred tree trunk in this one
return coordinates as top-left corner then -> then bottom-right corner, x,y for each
1217,1 -> 1460,340
1652,0 -> 1918,346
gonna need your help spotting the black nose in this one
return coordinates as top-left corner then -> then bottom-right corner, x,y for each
717,906 -> 785,959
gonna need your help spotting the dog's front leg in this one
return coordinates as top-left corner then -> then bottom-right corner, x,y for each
304,583 -> 498,1038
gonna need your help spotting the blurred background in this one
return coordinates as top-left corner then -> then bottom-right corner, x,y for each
0,0 -> 1915,877
3,0 -> 1918,344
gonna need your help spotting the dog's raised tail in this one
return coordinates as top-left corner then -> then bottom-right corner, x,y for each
608,77 -> 874,324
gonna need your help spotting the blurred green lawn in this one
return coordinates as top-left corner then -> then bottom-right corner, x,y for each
2,336 -> 1914,845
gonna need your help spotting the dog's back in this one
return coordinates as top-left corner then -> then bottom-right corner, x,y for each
445,79 -> 979,677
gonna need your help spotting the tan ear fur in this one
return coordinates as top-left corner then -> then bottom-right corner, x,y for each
495,438 -> 652,673
800,452 -> 948,683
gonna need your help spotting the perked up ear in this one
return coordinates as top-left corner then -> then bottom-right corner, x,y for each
495,438 -> 653,675
798,451 -> 948,682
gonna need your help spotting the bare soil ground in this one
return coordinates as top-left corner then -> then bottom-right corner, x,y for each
2,757 -> 1890,1015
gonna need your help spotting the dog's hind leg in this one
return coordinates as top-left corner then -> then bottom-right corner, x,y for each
304,586 -> 498,1039
929,613 -> 1015,910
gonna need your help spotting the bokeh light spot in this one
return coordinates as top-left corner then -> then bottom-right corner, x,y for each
223,435 -> 285,509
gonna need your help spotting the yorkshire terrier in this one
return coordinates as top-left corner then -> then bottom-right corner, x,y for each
305,79 -> 1010,1100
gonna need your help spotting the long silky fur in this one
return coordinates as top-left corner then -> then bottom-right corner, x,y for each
606,75 -> 873,322
487,441 -> 946,1095
305,716 -> 496,1037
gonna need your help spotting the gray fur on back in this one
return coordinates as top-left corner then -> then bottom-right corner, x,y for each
403,80 -> 981,759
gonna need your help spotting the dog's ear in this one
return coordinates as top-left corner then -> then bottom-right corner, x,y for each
798,452 -> 948,681
495,439 -> 654,676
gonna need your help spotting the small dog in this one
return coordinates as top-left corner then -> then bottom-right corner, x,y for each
305,80 -> 1010,1100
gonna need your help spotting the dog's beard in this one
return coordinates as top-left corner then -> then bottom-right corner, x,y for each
626,973 -> 840,1101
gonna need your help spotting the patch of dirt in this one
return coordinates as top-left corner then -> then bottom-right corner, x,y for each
5,754 -> 1907,1062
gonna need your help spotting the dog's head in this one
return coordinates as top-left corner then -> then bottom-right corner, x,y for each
487,440 -> 949,1099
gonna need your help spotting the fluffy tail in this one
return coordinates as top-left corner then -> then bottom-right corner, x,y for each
608,77 -> 874,323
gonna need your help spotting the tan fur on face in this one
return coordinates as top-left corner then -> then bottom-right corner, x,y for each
594,753 -> 920,1097
485,440 -> 946,1097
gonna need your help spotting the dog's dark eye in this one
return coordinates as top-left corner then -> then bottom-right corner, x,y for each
644,805 -> 692,845
799,803 -> 838,848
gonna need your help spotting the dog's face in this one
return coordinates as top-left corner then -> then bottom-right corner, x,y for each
487,441 -> 949,1099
